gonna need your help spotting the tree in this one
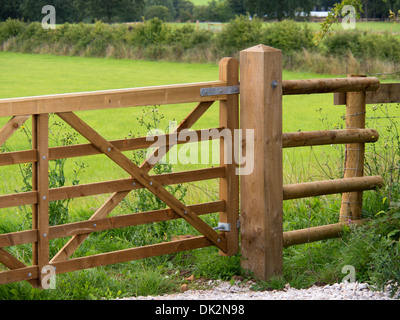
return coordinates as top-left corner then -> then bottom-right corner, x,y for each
20,0 -> 79,23
228,0 -> 247,15
315,0 -> 338,10
0,0 -> 24,20
244,0 -> 314,20
145,0 -> 175,17
192,0 -> 234,22
74,0 -> 145,23
314,0 -> 363,44
144,5 -> 173,21
173,0 -> 195,21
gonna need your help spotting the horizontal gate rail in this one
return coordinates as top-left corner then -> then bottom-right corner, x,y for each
0,201 -> 225,248
0,127 -> 225,166
0,166 -> 225,209
1,236 -> 212,285
0,81 -> 228,117
51,235 -> 212,275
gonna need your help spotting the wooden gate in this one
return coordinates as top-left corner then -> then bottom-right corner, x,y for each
0,58 -> 239,288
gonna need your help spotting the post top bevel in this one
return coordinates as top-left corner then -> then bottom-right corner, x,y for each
240,44 -> 282,53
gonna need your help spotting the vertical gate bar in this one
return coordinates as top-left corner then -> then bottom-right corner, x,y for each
31,115 -> 38,287
339,75 -> 367,222
239,45 -> 283,281
32,114 -> 49,288
218,57 -> 240,256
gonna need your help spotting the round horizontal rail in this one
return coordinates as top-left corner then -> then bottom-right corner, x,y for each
282,77 -> 380,95
283,175 -> 383,200
283,219 -> 365,247
282,129 -> 379,148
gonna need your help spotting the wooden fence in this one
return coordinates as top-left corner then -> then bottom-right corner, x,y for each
0,58 -> 239,288
1,44 -> 398,287
239,44 -> 398,281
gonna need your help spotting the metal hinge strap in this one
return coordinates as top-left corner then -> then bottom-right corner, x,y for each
200,85 -> 240,97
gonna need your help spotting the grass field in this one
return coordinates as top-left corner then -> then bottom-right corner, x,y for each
0,51 -> 343,192
191,0 -> 210,5
0,52 -> 398,299
0,51 -> 386,222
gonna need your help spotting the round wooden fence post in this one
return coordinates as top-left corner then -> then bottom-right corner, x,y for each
239,45 -> 283,281
339,75 -> 367,222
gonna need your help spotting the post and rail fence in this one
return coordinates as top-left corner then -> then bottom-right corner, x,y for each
240,44 -> 397,281
0,44 -> 399,286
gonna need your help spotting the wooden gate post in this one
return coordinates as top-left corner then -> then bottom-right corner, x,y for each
240,45 -> 283,280
339,75 -> 367,222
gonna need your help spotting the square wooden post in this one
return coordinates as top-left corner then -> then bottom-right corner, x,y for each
239,45 -> 283,280
219,57 -> 240,256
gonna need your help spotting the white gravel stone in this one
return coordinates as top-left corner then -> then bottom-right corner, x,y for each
119,280 -> 399,300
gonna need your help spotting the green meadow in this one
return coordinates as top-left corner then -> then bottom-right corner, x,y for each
0,51 -> 383,230
191,0 -> 211,5
0,51 -> 344,187
0,52 -> 399,299
0,51 -> 343,134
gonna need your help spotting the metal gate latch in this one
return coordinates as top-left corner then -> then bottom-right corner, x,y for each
213,222 -> 231,232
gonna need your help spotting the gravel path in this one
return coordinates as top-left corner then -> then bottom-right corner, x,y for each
125,280 -> 399,300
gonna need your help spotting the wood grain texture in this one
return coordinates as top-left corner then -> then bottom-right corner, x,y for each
283,77 -> 379,95
334,83 -> 400,105
340,75 -> 367,222
0,81 -> 225,117
218,57 -> 240,256
240,45 -> 283,281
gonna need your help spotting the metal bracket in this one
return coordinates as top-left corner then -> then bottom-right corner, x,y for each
213,222 -> 231,232
200,85 -> 240,97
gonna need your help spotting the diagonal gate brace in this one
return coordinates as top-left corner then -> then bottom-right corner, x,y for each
56,111 -> 227,252
51,101 -> 216,262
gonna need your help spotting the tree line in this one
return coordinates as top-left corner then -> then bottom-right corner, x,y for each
0,0 -> 398,23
